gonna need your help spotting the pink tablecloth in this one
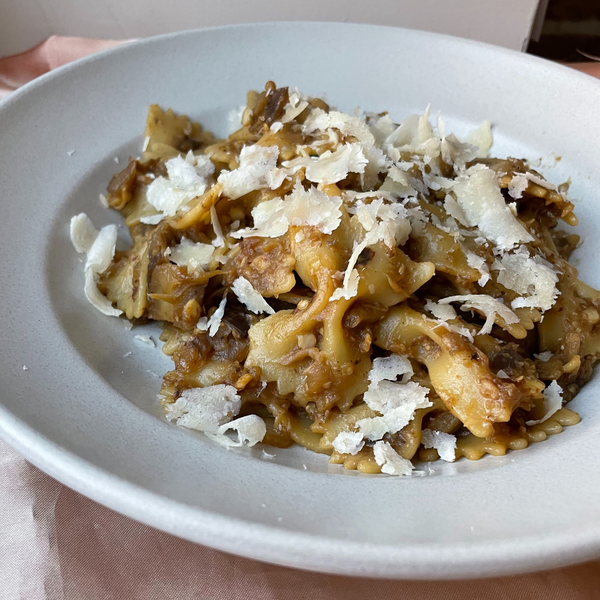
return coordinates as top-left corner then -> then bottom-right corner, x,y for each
2,37 -> 600,600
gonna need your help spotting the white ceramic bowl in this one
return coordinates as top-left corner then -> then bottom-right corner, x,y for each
1,23 -> 600,579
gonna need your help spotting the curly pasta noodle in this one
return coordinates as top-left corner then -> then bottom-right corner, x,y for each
71,82 -> 599,476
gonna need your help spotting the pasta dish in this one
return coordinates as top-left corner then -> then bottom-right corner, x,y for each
69,82 -> 599,476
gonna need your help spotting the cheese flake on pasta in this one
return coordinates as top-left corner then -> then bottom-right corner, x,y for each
208,296 -> 227,337
169,237 -> 214,272
147,152 -> 213,217
439,294 -> 519,336
207,414 -> 267,448
421,429 -> 457,462
70,214 -> 122,317
373,441 -> 414,476
450,166 -> 533,250
165,384 -> 241,433
465,251 -> 491,286
70,213 -> 98,253
332,431 -> 365,455
218,145 -> 282,199
233,181 -> 342,239
232,276 -> 275,315
526,381 -> 563,426
282,143 -> 368,184
280,90 -> 309,124
493,250 -> 559,312
508,174 -> 529,199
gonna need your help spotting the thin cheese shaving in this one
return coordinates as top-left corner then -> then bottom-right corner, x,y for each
70,214 -> 122,317
493,250 -> 559,311
231,277 -> 275,315
450,166 -> 533,250
147,152 -> 213,216
424,299 -> 457,322
282,143 -> 368,184
70,213 -> 98,254
169,238 -> 214,272
165,384 -> 241,433
210,205 -> 225,247
508,174 -> 529,199
421,429 -> 457,462
218,145 -> 282,199
207,414 -> 267,448
439,294 -> 520,336
232,181 -> 342,239
526,381 -> 563,426
373,441 -> 414,476
332,431 -> 365,455
465,250 -> 491,286
208,297 -> 227,337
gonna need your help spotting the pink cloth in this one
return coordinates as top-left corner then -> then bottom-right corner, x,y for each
2,37 -> 600,599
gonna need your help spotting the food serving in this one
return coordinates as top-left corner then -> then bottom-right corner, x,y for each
70,82 -> 599,476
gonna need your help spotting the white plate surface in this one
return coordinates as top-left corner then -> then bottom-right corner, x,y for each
1,23 -> 600,579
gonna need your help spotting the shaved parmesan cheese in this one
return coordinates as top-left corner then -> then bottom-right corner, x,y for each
281,90 -> 309,123
70,213 -> 98,254
169,237 -> 214,272
535,351 -> 553,362
147,153 -> 213,216
303,109 -> 374,145
207,414 -> 267,448
166,384 -> 241,433
99,193 -> 109,208
493,250 -> 559,311
330,198 -> 411,303
210,205 -> 225,247
140,213 -> 164,225
302,109 -> 387,188
282,143 -> 367,184
185,150 -> 215,178
332,431 -> 365,455
208,297 -> 227,337
526,381 -> 563,426
70,215 -> 122,317
232,181 -> 342,239
450,166 -> 533,250
508,174 -> 529,199
465,250 -> 491,286
85,224 -> 118,274
356,356 -> 431,440
232,277 -> 275,315
382,165 -> 420,198
196,316 -> 208,331
147,177 -> 196,216
524,172 -> 556,190
368,355 -> 413,386
421,429 -> 457,462
84,269 -> 122,317
134,334 -> 155,347
359,381 -> 431,438
424,299 -> 457,322
443,196 -> 468,226
329,268 -> 359,302
373,441 -> 414,476
351,197 -> 411,248
218,145 -> 281,199
439,294 -> 519,336
441,134 -> 479,171
465,120 -> 493,158
142,136 -> 150,152
270,122 -> 283,133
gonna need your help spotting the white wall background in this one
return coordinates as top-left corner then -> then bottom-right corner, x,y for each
1,0 -> 545,57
